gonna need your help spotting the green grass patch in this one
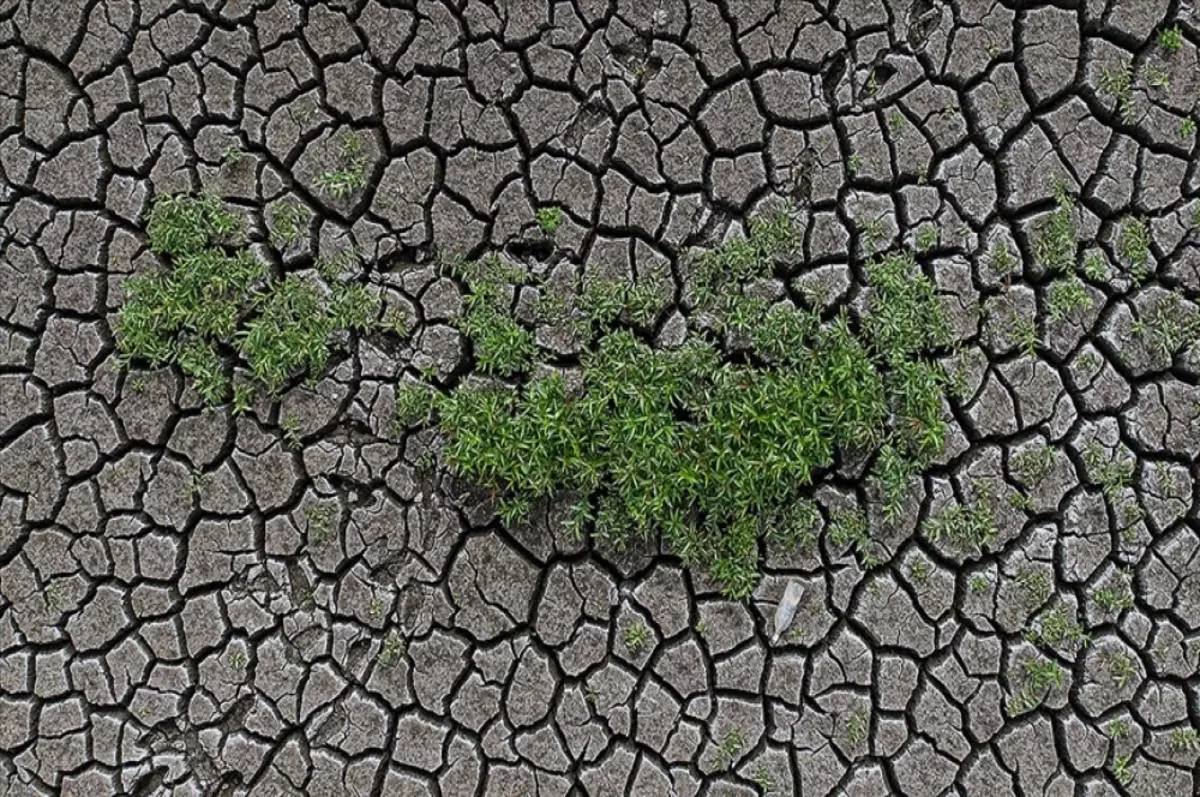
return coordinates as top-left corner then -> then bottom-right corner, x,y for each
397,209 -> 956,597
536,206 -> 564,235
1118,216 -> 1151,281
1098,62 -> 1134,123
115,193 -> 379,404
1046,276 -> 1093,321
1159,25 -> 1183,55
923,495 -> 996,552
315,131 -> 369,199
1034,183 -> 1078,273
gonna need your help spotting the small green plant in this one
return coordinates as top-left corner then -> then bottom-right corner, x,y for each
304,502 -> 336,544
231,382 -> 255,416
864,70 -> 880,97
1130,296 -> 1200,358
1009,491 -> 1036,512
859,218 -> 887,252
315,167 -> 367,199
378,630 -> 406,667
888,110 -> 905,134
1081,251 -> 1108,282
988,242 -> 1018,280
1108,719 -> 1130,739
1098,62 -> 1134,123
315,132 -> 368,199
1118,216 -> 1151,280
1076,351 -> 1101,374
393,382 -> 437,432
1007,657 -> 1065,716
1024,605 -> 1090,649
1011,445 -> 1055,484
368,598 -> 386,623
1169,728 -> 1200,751
1046,276 -> 1092,321
1144,64 -> 1171,90
296,587 -> 316,611
969,574 -> 990,594
535,206 -> 564,235
270,200 -> 311,248
914,225 -> 938,252
1092,571 -> 1135,614
281,413 -> 302,451
752,764 -> 774,793
497,494 -> 530,528
907,558 -> 931,586
1120,500 -> 1144,527
250,277 -> 377,393
1113,754 -> 1133,785
1154,460 -> 1176,498
1034,183 -> 1077,273
1015,566 -> 1052,605
1159,25 -> 1183,55
847,153 -> 862,177
185,468 -> 209,501
227,650 -> 246,670
765,500 -> 820,551
381,308 -> 414,340
1013,318 -> 1039,358
623,621 -> 649,654
845,707 -> 869,746
828,507 -> 875,565
1182,118 -> 1197,138
222,145 -> 243,166
1107,651 -> 1137,690
44,579 -> 64,612
1083,442 -> 1134,502
715,728 -> 746,770
923,497 -> 996,552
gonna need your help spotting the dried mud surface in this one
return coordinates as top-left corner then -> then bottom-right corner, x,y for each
2,1 -> 1200,795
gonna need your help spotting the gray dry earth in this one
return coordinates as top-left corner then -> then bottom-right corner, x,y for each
2,1 -> 1200,796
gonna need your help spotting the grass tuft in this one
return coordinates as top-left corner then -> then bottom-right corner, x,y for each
536,206 -> 564,235
923,496 -> 996,552
1033,183 -> 1077,273
715,729 -> 746,770
1098,62 -> 1134,123
315,131 -> 369,199
622,621 -> 649,654
1046,276 -> 1092,321
1159,25 -> 1183,55
1118,216 -> 1151,281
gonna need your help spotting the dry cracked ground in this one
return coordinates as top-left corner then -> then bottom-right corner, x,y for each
2,0 -> 1200,795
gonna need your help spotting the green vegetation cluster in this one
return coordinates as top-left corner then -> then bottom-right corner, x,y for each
395,208 -> 957,597
115,194 -> 379,404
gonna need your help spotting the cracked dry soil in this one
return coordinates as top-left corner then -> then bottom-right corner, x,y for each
3,1 -> 1200,795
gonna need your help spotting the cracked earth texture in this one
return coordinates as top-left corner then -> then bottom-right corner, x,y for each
2,0 -> 1200,795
